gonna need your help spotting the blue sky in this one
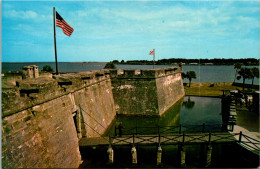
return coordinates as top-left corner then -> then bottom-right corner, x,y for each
2,0 -> 259,62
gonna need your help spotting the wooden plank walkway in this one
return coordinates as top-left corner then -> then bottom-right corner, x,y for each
79,137 -> 109,147
79,132 -> 238,147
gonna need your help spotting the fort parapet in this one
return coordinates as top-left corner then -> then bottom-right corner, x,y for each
2,66 -> 184,168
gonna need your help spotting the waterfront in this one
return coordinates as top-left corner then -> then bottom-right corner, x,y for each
2,62 -> 259,85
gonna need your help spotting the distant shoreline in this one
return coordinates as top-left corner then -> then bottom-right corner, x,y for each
2,61 -> 258,66
112,58 -> 259,66
1,61 -> 107,63
2,57 -> 259,66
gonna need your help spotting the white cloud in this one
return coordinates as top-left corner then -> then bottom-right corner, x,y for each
7,10 -> 38,19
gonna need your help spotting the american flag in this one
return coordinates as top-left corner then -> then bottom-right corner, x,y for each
56,11 -> 74,37
149,49 -> 155,55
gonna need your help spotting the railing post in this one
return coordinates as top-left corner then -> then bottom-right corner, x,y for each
178,145 -> 186,168
208,133 -> 211,143
107,135 -> 114,164
179,124 -> 182,134
157,146 -> 162,166
182,133 -> 185,143
205,144 -> 212,167
239,131 -> 242,143
131,134 -> 137,165
136,127 -> 138,135
131,146 -> 137,165
157,134 -> 162,166
157,126 -> 160,135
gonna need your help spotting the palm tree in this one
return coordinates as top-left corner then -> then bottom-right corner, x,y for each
237,67 -> 252,91
233,63 -> 242,83
250,67 -> 259,88
186,71 -> 196,87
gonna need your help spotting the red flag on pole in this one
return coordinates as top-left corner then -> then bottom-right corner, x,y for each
149,49 -> 155,55
149,49 -> 155,69
56,11 -> 74,36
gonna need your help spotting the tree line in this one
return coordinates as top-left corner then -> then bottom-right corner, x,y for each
112,58 -> 259,66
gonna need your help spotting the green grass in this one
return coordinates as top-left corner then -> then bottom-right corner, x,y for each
184,82 -> 247,97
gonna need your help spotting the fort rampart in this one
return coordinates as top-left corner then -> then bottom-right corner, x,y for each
1,66 -> 184,168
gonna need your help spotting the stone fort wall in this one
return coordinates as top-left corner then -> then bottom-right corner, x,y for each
2,66 -> 184,168
110,67 -> 185,116
2,70 -> 116,168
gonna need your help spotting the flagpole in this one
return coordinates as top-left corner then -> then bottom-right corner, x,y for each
153,49 -> 155,69
53,7 -> 59,75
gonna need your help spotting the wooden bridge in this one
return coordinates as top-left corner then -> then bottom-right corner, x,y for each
79,125 -> 259,167
79,124 -> 259,151
79,132 -> 238,147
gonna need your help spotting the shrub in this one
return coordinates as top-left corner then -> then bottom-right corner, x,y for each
42,65 -> 54,72
104,62 -> 117,69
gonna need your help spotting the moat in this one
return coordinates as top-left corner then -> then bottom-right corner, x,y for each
104,96 -> 222,137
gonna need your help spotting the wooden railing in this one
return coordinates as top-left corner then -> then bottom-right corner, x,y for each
110,132 -> 239,146
110,131 -> 259,152
115,123 -> 234,136
238,131 -> 260,152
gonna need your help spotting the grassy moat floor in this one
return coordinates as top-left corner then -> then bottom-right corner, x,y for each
184,82 -> 247,97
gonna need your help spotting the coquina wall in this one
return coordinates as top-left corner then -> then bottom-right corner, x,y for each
2,70 -> 116,168
110,67 -> 185,116
156,69 -> 185,115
